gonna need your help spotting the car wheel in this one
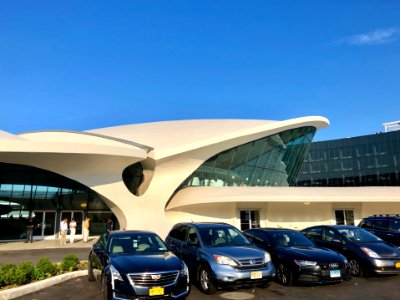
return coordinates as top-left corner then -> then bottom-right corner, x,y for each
88,261 -> 95,282
276,263 -> 293,286
198,265 -> 216,295
348,259 -> 363,277
102,274 -> 112,300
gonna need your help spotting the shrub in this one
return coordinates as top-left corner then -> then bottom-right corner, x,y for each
35,257 -> 58,278
15,262 -> 35,285
0,264 -> 17,287
60,254 -> 79,272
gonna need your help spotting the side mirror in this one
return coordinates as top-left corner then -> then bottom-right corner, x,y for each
93,245 -> 104,255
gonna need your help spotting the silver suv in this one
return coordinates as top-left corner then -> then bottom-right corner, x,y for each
165,222 -> 276,294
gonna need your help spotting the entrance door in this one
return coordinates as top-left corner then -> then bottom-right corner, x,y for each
33,211 -> 56,239
61,211 -> 83,235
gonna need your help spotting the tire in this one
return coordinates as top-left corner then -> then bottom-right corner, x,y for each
88,262 -> 95,282
348,259 -> 363,277
276,263 -> 293,286
198,265 -> 216,295
102,274 -> 112,300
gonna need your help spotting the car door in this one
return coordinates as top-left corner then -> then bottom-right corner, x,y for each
90,234 -> 108,286
320,227 -> 347,255
181,226 -> 200,271
388,220 -> 400,246
371,219 -> 390,242
167,225 -> 188,259
302,227 -> 323,246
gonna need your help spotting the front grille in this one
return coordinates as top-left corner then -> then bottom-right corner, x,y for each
318,262 -> 342,270
236,258 -> 265,269
128,271 -> 179,287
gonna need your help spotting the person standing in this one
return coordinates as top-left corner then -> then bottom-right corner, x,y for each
25,218 -> 35,243
83,217 -> 90,242
106,218 -> 113,235
69,218 -> 77,244
60,218 -> 68,245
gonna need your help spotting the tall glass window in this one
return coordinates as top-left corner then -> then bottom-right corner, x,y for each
177,126 -> 316,190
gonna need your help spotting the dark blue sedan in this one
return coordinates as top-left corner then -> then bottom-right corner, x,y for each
88,231 -> 190,300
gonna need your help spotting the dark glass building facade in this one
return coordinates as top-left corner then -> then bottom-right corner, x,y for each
0,163 -> 118,241
296,130 -> 400,187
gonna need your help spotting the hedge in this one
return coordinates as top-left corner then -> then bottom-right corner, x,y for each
0,254 -> 87,289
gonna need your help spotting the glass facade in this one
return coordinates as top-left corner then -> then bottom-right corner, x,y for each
0,163 -> 117,240
296,130 -> 400,187
176,126 -> 316,191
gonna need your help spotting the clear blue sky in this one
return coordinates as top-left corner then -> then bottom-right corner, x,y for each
1,1 -> 399,141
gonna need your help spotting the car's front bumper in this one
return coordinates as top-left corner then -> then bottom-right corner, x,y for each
296,265 -> 349,284
211,262 -> 276,288
369,257 -> 400,274
111,274 -> 190,300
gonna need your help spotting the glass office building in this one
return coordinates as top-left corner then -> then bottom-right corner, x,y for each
296,130 -> 400,187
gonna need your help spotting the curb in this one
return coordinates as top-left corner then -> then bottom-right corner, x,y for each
0,270 -> 87,300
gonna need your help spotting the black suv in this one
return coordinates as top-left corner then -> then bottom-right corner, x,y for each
358,215 -> 400,247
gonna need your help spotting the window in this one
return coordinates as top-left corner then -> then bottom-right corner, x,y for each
303,227 -> 322,239
389,220 -> 400,232
335,210 -> 354,225
374,220 -> 389,231
240,210 -> 260,230
323,228 -> 341,242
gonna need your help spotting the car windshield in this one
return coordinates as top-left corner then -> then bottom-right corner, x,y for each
199,226 -> 252,247
338,228 -> 382,243
108,233 -> 169,254
268,231 -> 314,248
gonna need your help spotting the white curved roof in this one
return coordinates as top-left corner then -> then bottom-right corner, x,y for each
88,116 -> 329,159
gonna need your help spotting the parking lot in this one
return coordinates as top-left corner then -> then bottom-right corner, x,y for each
2,240 -> 400,300
13,274 -> 400,300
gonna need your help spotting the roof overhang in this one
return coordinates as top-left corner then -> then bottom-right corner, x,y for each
166,186 -> 400,210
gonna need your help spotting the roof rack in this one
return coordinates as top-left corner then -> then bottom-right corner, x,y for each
372,214 -> 400,217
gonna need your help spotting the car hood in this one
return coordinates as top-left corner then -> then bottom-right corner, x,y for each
278,246 -> 343,262
356,242 -> 400,258
207,245 -> 265,259
110,252 -> 184,274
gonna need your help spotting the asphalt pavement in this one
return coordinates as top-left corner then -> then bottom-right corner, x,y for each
1,239 -> 400,300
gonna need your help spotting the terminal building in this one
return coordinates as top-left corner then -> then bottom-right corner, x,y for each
296,121 -> 400,226
1,117 -> 400,241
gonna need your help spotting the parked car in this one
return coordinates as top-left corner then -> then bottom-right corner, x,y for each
243,228 -> 349,285
301,225 -> 400,277
358,214 -> 400,247
88,230 -> 190,300
165,222 -> 276,294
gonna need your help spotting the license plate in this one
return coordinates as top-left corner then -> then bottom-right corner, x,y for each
251,271 -> 262,279
330,270 -> 341,278
395,262 -> 400,269
149,286 -> 164,296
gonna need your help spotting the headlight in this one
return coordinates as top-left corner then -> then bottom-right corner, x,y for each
294,260 -> 317,266
360,247 -> 380,258
110,265 -> 123,281
180,261 -> 189,276
264,252 -> 271,263
214,255 -> 238,266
